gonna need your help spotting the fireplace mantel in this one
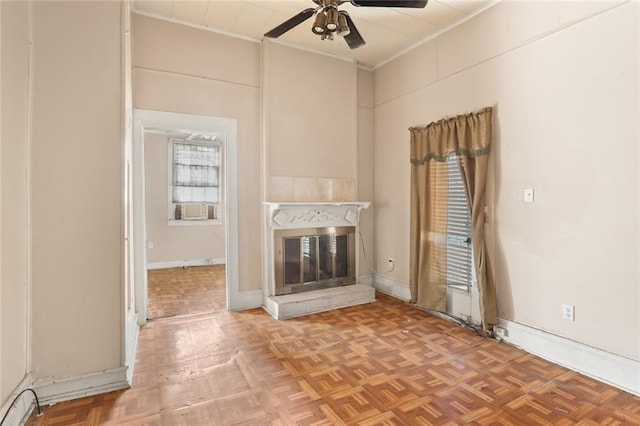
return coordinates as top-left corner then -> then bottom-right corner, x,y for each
262,201 -> 374,319
264,202 -> 370,230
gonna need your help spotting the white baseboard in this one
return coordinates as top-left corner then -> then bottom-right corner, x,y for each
357,274 -> 374,285
372,275 -> 411,301
230,289 -> 263,311
147,257 -> 225,270
33,367 -> 129,405
496,319 -> 640,396
0,374 -> 35,426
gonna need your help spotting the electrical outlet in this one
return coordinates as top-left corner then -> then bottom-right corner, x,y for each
148,242 -> 154,249
387,258 -> 394,271
562,304 -> 575,321
494,326 -> 508,339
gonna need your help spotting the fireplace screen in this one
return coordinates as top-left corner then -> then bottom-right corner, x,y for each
274,227 -> 356,295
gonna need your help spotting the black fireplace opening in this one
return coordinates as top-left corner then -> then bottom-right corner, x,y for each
274,227 -> 356,295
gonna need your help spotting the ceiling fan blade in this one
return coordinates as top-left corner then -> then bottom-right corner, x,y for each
349,0 -> 428,7
342,13 -> 365,49
264,8 -> 316,38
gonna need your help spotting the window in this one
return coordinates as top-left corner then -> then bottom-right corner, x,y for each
444,154 -> 473,291
169,139 -> 221,222
432,154 -> 473,291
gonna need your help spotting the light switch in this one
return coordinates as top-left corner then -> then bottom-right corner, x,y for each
524,188 -> 534,203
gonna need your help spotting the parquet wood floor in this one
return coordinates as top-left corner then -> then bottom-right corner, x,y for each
147,265 -> 226,320
26,292 -> 640,425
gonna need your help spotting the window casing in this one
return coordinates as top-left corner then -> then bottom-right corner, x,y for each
168,139 -> 222,224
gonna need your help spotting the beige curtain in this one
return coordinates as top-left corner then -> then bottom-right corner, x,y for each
409,107 -> 497,329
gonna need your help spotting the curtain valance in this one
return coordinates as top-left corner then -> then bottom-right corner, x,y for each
409,107 -> 492,164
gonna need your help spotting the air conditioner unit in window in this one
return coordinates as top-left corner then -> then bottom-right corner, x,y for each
181,203 -> 208,220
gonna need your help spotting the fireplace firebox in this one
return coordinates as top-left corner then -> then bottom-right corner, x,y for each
274,226 -> 355,295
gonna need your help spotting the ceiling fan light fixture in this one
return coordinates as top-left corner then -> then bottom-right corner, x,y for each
325,7 -> 339,31
312,11 -> 327,34
337,12 -> 350,37
267,0 -> 427,49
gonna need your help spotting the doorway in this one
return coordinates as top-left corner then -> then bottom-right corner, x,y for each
442,153 -> 482,326
132,110 -> 239,325
143,128 -> 228,319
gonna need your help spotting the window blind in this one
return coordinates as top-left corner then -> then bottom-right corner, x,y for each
445,154 -> 473,290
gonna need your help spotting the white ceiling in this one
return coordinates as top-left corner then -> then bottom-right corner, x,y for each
132,0 -> 495,68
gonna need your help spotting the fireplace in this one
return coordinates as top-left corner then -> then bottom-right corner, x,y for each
263,202 -> 374,319
274,226 -> 355,295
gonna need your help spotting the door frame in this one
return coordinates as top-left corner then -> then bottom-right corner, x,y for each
132,109 -> 239,324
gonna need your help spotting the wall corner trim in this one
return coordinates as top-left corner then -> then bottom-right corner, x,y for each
497,318 -> 640,397
33,367 -> 129,405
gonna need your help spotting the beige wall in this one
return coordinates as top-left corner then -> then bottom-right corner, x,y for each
265,42 -> 358,202
357,68 -> 374,277
31,1 -> 123,377
133,14 -> 261,291
144,132 -> 225,264
373,1 -> 639,360
1,0 -> 30,402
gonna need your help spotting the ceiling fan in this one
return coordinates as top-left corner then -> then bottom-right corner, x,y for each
264,0 -> 428,49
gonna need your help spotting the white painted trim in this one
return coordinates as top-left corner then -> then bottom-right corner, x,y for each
147,258 -> 226,270
358,274 -> 374,285
166,219 -> 223,227
124,310 -> 139,385
133,109 -> 240,320
260,40 -> 271,307
132,116 -> 148,325
0,375 -> 35,426
33,368 -> 129,405
222,120 -> 239,313
372,275 -> 411,301
261,204 -> 275,305
131,10 -> 261,44
496,318 -> 640,397
26,0 -> 35,377
231,289 -> 263,312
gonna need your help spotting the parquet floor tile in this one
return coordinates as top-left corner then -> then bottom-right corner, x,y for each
147,265 -> 226,319
26,289 -> 640,426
